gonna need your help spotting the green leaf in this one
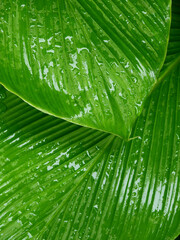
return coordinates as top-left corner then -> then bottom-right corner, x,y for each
0,0 -> 180,236
0,64 -> 180,240
0,0 -> 171,139
0,1 -> 180,239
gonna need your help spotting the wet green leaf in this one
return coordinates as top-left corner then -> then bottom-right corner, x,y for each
0,61 -> 179,240
0,0 -> 171,139
0,1 -> 179,239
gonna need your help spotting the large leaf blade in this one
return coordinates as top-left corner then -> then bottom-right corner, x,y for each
0,0 -> 171,139
0,54 -> 179,240
0,1 -> 180,239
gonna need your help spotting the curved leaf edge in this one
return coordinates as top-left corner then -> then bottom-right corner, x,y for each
0,81 -> 129,140
0,0 -> 172,141
0,62 -> 179,239
0,45 -> 177,143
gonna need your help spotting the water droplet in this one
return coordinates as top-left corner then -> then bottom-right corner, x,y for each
132,77 -> 138,83
0,92 -> 6,100
92,172 -> 97,180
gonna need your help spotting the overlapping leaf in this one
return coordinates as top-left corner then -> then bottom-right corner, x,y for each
0,1 -> 180,240
0,62 -> 179,240
0,0 -> 171,139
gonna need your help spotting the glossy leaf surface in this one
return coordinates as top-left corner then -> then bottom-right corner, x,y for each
0,6 -> 180,236
0,63 -> 179,240
0,0 -> 171,139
